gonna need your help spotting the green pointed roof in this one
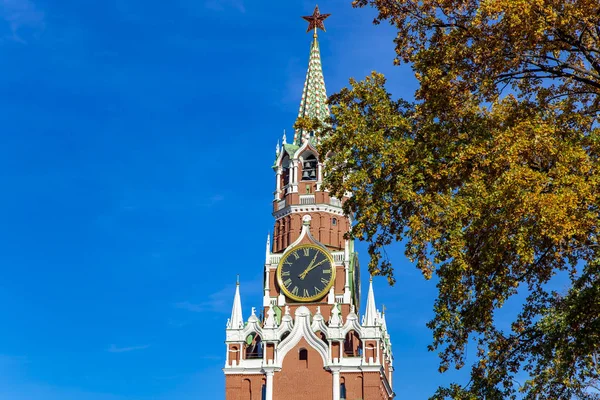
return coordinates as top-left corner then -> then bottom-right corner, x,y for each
294,33 -> 329,146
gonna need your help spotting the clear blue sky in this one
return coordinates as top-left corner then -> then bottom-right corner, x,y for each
0,1 -> 474,399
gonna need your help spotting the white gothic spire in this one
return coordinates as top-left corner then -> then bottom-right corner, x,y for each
227,278 -> 244,330
381,305 -> 388,332
265,233 -> 271,260
362,276 -> 378,326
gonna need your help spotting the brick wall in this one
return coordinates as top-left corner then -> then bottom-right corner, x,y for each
273,338 -> 332,400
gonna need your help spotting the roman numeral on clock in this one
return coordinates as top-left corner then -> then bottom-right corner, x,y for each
303,248 -> 310,256
281,270 -> 290,277
292,286 -> 299,296
303,289 -> 309,297
321,278 -> 329,285
284,278 -> 292,287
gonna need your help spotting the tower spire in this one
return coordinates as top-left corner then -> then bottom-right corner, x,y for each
227,278 -> 244,329
295,6 -> 331,145
363,276 -> 378,326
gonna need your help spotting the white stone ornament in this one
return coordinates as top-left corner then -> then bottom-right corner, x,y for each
264,305 -> 277,329
329,304 -> 342,327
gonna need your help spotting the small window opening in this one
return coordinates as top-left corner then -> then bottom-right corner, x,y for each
332,217 -> 337,226
301,155 -> 317,181
299,348 -> 309,368
306,185 -> 311,194
299,348 -> 308,361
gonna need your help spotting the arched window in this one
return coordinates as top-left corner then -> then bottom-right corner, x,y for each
340,377 -> 347,400
332,217 -> 337,226
281,156 -> 290,187
317,331 -> 328,344
357,376 -> 364,399
242,378 -> 252,400
230,345 -> 239,365
301,155 -> 317,181
246,334 -> 263,359
344,331 -> 361,357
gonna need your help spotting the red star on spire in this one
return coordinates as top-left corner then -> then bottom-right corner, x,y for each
302,5 -> 331,33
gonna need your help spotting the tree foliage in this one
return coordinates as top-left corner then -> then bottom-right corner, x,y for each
314,0 -> 600,398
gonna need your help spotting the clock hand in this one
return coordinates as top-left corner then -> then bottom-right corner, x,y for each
299,258 -> 328,279
299,253 -> 319,279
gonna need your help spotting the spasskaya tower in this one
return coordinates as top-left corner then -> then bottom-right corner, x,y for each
223,7 -> 394,400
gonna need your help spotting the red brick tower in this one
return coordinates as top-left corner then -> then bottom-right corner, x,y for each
224,7 -> 394,400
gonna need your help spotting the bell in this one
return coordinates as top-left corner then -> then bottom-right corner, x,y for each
309,170 -> 316,178
302,170 -> 310,179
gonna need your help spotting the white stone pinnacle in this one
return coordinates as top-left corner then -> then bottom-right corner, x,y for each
228,280 -> 244,330
265,233 -> 271,262
363,276 -> 378,327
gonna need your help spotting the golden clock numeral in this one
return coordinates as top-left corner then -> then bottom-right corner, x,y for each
284,260 -> 292,266
284,278 -> 292,287
303,248 -> 310,256
293,251 -> 300,260
303,289 -> 309,297
321,278 -> 329,285
292,286 -> 299,296
281,271 -> 290,277
314,287 -> 321,295
322,269 -> 331,274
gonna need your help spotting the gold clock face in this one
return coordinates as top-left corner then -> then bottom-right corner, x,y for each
276,244 -> 335,302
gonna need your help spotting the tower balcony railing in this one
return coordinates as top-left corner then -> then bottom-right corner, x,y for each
333,252 -> 344,263
269,254 -> 282,264
269,251 -> 344,265
277,199 -> 286,210
330,197 -> 342,208
299,194 -> 315,205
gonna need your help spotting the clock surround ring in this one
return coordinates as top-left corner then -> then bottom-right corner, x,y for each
276,243 -> 336,303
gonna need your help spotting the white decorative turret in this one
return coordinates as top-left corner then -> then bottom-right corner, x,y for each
362,276 -> 378,327
282,129 -> 287,145
227,278 -> 244,330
